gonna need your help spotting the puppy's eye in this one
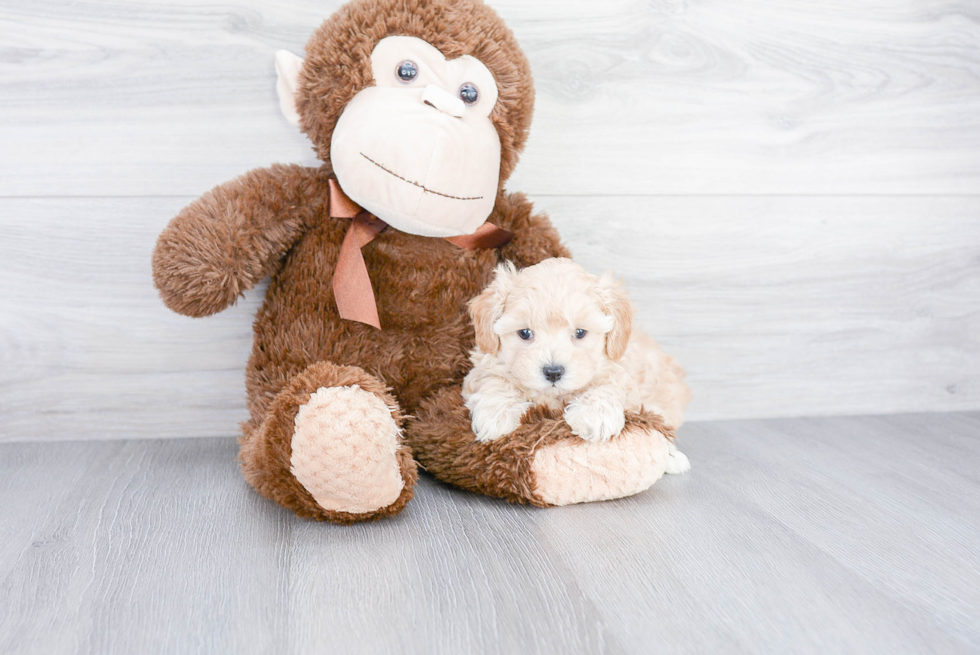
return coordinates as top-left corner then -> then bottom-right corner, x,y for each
518,329 -> 533,341
574,329 -> 588,339
396,60 -> 419,83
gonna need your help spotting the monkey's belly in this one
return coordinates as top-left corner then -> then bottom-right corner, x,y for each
246,228 -> 498,418
368,234 -> 499,328
247,302 -> 476,417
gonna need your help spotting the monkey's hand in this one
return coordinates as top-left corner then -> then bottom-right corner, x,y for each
152,164 -> 328,317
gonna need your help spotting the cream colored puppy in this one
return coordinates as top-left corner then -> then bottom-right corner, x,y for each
463,258 -> 692,473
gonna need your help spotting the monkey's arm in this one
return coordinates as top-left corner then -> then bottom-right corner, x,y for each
152,164 -> 330,317
491,192 -> 570,267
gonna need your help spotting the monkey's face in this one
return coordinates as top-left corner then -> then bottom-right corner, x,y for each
329,36 -> 501,238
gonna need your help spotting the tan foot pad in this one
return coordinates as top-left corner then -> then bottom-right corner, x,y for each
290,385 -> 404,514
532,427 -> 670,506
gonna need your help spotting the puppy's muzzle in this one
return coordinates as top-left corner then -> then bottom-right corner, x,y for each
542,365 -> 565,383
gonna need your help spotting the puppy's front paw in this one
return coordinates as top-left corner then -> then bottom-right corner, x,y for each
468,398 -> 530,443
564,401 -> 626,443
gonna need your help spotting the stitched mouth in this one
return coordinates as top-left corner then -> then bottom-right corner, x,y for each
360,153 -> 483,201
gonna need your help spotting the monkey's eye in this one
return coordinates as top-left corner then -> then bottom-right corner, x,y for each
574,329 -> 588,339
459,83 -> 479,105
518,329 -> 533,341
396,60 -> 419,83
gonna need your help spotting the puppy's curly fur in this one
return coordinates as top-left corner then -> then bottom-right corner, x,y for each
463,259 -> 692,469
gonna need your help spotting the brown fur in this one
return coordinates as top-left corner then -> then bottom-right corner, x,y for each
297,0 -> 534,187
152,164 -> 331,319
239,361 -> 417,523
411,386 -> 674,507
152,0 -> 568,521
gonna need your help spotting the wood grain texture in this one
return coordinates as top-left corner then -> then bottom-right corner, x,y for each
1,412 -> 978,654
0,0 -> 978,196
544,194 -> 980,421
1,196 -> 978,442
1,0 -> 979,437
0,197 -> 256,442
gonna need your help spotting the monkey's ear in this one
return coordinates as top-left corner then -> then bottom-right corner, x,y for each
275,50 -> 304,127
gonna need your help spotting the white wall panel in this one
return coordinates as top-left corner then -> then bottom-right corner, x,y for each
1,197 -> 976,441
0,0 -> 978,196
1,0 -> 978,440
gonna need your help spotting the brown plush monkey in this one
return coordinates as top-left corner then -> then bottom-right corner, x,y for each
153,0 -> 675,523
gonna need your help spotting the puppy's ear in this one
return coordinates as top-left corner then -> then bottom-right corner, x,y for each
469,262 -> 517,354
596,271 -> 634,361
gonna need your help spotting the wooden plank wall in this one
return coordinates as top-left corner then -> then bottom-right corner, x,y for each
1,0 -> 978,441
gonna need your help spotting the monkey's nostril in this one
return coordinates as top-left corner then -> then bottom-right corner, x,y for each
420,84 -> 466,118
542,365 -> 565,383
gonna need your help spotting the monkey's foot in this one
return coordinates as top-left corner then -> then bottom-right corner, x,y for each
240,362 -> 417,523
291,385 -> 406,514
531,426 -> 670,506
408,386 -> 673,507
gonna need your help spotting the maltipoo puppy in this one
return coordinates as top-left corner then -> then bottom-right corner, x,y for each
463,258 -> 691,473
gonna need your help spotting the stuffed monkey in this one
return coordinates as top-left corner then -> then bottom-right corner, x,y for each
153,0 -> 676,523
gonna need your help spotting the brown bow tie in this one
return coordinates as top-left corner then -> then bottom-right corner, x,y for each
328,178 -> 514,329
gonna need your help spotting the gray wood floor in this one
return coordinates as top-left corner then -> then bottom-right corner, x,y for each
2,412 -> 978,654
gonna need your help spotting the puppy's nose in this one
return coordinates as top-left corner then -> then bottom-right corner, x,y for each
542,365 -> 565,383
